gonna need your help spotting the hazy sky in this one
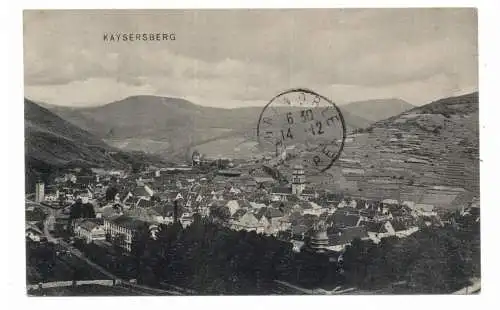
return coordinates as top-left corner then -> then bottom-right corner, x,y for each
24,9 -> 478,108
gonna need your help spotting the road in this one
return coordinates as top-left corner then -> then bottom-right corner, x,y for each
30,199 -> 183,295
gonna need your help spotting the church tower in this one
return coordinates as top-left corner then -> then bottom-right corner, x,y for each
35,181 -> 45,203
291,165 -> 306,196
307,221 -> 330,253
192,151 -> 201,166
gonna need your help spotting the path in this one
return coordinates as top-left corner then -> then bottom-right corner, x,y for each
29,199 -> 185,295
452,278 -> 481,294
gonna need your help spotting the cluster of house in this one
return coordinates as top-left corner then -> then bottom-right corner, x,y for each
29,162 -> 480,258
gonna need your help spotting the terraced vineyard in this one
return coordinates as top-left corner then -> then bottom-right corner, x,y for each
274,92 -> 479,210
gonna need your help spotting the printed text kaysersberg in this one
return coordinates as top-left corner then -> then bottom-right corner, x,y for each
103,33 -> 176,42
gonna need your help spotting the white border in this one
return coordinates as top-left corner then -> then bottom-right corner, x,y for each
2,1 -> 498,310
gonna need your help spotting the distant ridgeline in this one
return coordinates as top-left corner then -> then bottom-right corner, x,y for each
24,98 -> 166,193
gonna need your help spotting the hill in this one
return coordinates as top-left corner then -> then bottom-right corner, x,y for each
45,95 -> 371,158
24,98 -> 165,191
342,98 -> 415,122
320,91 -> 479,205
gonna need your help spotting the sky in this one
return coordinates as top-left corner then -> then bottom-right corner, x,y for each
23,8 -> 478,108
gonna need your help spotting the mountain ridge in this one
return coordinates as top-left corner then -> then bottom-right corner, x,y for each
342,98 -> 415,122
24,98 -> 166,191
42,95 -> 372,156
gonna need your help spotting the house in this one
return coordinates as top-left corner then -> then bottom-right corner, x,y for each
460,199 -> 480,221
44,189 -> 60,202
336,199 -> 348,209
329,212 -> 361,229
230,211 -> 265,234
402,201 -> 415,210
270,186 -> 293,202
253,177 -> 275,189
291,240 -> 305,253
414,204 -> 437,217
257,215 -> 271,233
75,175 -> 96,189
136,198 -> 156,209
26,224 -> 43,242
103,216 -> 158,252
74,188 -> 93,204
363,221 -> 395,243
359,209 -> 377,221
124,207 -> 163,224
118,191 -> 132,204
326,226 -> 369,252
290,224 -> 309,241
180,214 -> 194,228
231,209 -> 247,221
258,207 -> 288,234
247,200 -> 264,209
133,185 -> 154,200
225,200 -> 242,216
74,219 -> 106,243
95,204 -> 123,219
382,198 -> 399,207
390,220 -> 419,238
301,201 -> 328,216
387,204 -> 406,218
26,206 -> 47,226
300,188 -> 318,201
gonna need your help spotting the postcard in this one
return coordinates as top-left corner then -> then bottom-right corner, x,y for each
24,8 -> 479,296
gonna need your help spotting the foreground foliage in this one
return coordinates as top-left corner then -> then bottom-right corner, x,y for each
73,214 -> 479,294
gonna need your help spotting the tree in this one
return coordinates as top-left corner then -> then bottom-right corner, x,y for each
69,199 -> 83,220
82,203 -> 96,218
105,186 -> 118,201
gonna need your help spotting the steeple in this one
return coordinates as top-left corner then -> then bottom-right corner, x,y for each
291,165 -> 306,196
35,180 -> 45,203
307,220 -> 330,253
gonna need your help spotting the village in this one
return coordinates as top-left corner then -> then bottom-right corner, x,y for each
25,149 -> 480,260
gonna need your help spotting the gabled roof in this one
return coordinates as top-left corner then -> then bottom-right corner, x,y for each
360,221 -> 387,233
108,215 -> 151,231
301,188 -> 316,195
126,196 -> 140,206
359,209 -> 376,218
232,209 -> 247,220
120,191 -> 132,202
266,207 -> 284,218
390,220 -> 410,232
125,207 -> 161,221
331,213 -> 360,227
97,205 -> 121,218
329,226 -> 368,246
26,223 -> 43,235
136,198 -> 156,209
271,186 -> 292,195
132,186 -> 152,197
76,175 -> 94,185
253,177 -> 275,183
296,201 -> 313,209
291,224 -> 309,235
415,204 -> 435,212
237,199 -> 253,209
79,220 -> 100,232
382,199 -> 399,205
236,212 -> 262,228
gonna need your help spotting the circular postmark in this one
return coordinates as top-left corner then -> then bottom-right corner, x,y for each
256,88 -> 346,173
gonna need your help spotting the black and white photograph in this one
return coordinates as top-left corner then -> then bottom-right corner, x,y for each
22,8 -> 480,296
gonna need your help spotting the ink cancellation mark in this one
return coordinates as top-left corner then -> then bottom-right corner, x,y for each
256,88 -> 346,173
